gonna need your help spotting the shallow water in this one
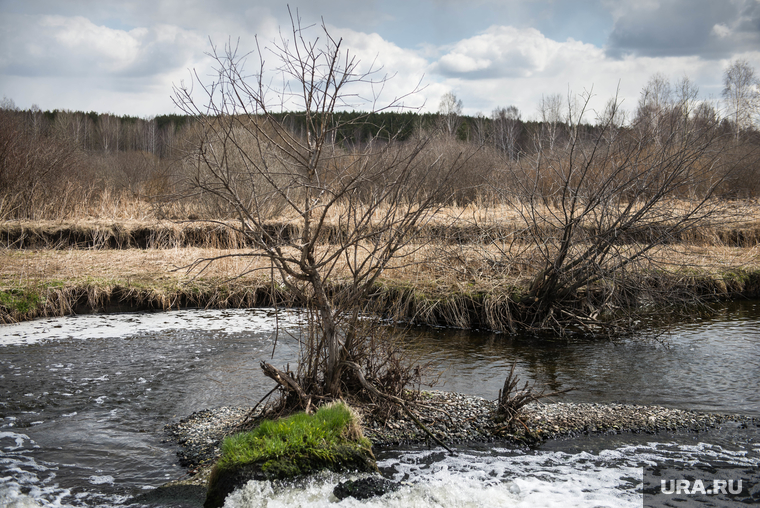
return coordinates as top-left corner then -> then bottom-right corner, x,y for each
406,300 -> 760,416
0,303 -> 759,507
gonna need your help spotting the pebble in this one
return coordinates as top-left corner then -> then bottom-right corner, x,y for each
163,391 -> 758,485
164,407 -> 253,471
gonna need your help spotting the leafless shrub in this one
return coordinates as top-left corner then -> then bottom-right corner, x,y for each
172,10 -> 465,406
95,150 -> 172,199
0,109 -> 91,220
496,363 -> 570,432
488,89 -> 757,334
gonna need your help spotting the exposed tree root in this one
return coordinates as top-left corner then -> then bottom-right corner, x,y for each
340,361 -> 455,455
254,359 -> 455,455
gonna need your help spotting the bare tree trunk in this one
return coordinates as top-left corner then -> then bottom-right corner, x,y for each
172,10 -> 462,401
494,89 -> 742,334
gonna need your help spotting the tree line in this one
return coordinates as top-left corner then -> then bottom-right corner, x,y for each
0,100 -> 188,158
1,58 -> 759,221
2,57 -> 758,162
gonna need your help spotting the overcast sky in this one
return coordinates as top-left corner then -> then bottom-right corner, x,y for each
1,0 -> 759,121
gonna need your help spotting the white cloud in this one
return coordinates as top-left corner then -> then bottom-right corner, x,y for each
712,23 -> 732,39
43,15 -> 143,72
422,23 -> 760,121
0,11 -> 214,114
431,26 -> 602,80
1,1 -> 760,119
327,27 -> 433,109
1,13 -> 205,78
438,54 -> 490,74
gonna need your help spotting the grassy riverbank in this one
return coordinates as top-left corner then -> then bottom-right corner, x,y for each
2,213 -> 760,327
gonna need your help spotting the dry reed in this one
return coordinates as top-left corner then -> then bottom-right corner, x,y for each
3,199 -> 759,250
3,236 -> 759,326
2,199 -> 759,326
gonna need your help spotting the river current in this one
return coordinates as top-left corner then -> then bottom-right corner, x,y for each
1,303 -> 759,507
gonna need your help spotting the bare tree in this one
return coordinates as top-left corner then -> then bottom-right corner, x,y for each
98,114 -> 118,153
493,89 -> 739,334
596,96 -> 626,144
671,76 -> 701,140
0,96 -> 18,111
538,93 -> 563,151
438,91 -> 463,138
172,13 -> 460,402
635,73 -> 672,146
471,111 -> 489,147
693,100 -> 718,129
492,105 -> 521,159
723,59 -> 760,139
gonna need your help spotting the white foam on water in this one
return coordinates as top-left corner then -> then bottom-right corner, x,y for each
87,475 -> 114,485
225,472 -> 633,508
0,308 -> 305,346
0,432 -> 31,451
0,489 -> 45,508
224,447 -> 643,508
382,447 -> 642,508
225,438 -> 760,508
0,431 -> 129,508
0,439 -> 72,508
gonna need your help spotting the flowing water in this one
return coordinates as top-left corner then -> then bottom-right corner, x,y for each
1,303 -> 759,507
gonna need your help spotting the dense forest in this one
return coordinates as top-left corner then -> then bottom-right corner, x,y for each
1,70 -> 759,222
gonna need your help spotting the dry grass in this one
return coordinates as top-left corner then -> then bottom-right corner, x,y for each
0,247 -> 264,286
9,181 -> 760,227
1,241 -> 758,327
3,197 -> 758,292
3,239 -> 758,295
3,198 -> 760,250
652,243 -> 760,273
209,198 -> 760,232
2,200 -> 759,326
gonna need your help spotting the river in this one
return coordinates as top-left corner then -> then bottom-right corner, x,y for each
1,303 -> 759,507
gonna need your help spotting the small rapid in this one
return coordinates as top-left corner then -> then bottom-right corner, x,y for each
225,432 -> 760,507
1,309 -> 305,507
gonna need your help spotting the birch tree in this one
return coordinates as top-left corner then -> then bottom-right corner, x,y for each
723,59 -> 760,138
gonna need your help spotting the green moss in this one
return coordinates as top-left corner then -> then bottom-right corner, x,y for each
216,402 -> 371,473
0,288 -> 43,314
205,402 -> 376,508
723,269 -> 751,284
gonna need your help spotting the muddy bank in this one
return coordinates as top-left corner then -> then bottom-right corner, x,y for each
3,220 -> 760,249
3,270 -> 760,328
0,221 -> 254,250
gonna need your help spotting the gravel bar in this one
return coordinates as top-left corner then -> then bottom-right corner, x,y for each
162,391 -> 757,485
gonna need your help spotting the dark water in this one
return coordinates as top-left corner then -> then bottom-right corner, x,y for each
0,303 -> 759,507
0,309 -> 304,506
406,300 -> 760,416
